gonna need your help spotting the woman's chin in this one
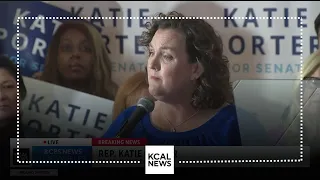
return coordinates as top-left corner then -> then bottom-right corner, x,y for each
148,88 -> 164,101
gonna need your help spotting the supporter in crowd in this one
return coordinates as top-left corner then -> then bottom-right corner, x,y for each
279,12 -> 320,163
112,71 -> 150,121
0,56 -> 58,139
103,11 -> 241,146
33,20 -> 118,101
0,55 -> 26,141
0,55 -> 26,174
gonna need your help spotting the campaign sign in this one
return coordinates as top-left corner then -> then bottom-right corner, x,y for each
0,1 -> 74,77
21,77 -> 114,138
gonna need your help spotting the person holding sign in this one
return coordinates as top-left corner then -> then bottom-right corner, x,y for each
103,11 -> 242,146
0,55 -> 27,174
0,55 -> 27,138
112,71 -> 150,121
0,56 -> 57,139
33,20 -> 118,101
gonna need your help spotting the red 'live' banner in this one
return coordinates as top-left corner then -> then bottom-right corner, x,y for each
92,138 -> 147,146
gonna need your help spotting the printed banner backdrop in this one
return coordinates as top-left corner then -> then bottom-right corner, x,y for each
1,1 -> 319,84
45,1 -> 320,85
21,76 -> 114,138
0,1 -> 74,77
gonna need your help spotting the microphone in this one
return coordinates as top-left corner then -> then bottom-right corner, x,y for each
115,97 -> 155,138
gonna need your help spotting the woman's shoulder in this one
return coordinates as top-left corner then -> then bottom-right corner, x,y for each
202,103 -> 241,145
214,103 -> 238,118
202,103 -> 238,128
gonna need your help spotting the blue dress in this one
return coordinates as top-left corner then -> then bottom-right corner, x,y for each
102,104 -> 242,146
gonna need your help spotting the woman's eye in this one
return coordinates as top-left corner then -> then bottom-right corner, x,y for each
163,54 -> 173,61
60,45 -> 73,52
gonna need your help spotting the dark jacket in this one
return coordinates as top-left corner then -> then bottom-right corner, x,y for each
0,117 -> 58,175
0,118 -> 21,175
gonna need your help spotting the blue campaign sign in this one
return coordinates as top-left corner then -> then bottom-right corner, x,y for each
31,146 -> 92,167
0,2 -> 74,77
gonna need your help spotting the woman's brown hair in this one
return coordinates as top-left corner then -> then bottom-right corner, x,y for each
112,72 -> 149,120
140,11 -> 234,109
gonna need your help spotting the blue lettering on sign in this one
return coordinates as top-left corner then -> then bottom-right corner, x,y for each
69,6 -> 152,58
111,62 -> 146,72
255,63 -> 301,73
222,7 -> 317,74
228,63 -> 302,74
2,3 -> 316,75
0,2 -> 75,77
226,35 -> 317,56
26,93 -> 108,137
135,35 -> 144,55
224,7 -> 308,28
229,35 -> 245,55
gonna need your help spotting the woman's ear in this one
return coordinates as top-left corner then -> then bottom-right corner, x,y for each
191,60 -> 204,80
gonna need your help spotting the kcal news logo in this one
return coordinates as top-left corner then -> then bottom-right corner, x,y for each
145,146 -> 174,174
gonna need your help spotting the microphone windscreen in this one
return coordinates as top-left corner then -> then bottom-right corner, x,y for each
137,97 -> 155,113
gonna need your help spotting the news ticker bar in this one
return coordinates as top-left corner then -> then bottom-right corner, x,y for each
10,138 -> 310,167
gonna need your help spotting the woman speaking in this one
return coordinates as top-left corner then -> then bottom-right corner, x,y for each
103,11 -> 242,146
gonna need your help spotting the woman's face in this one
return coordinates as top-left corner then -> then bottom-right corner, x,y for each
147,28 -> 197,102
0,68 -> 17,125
57,28 -> 94,81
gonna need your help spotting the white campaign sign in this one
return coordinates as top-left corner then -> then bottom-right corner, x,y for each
21,76 -> 114,138
44,1 -> 320,85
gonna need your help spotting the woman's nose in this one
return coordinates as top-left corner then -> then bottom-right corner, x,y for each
71,51 -> 81,59
148,55 -> 160,71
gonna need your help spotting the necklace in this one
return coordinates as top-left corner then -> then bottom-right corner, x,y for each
162,108 -> 200,132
